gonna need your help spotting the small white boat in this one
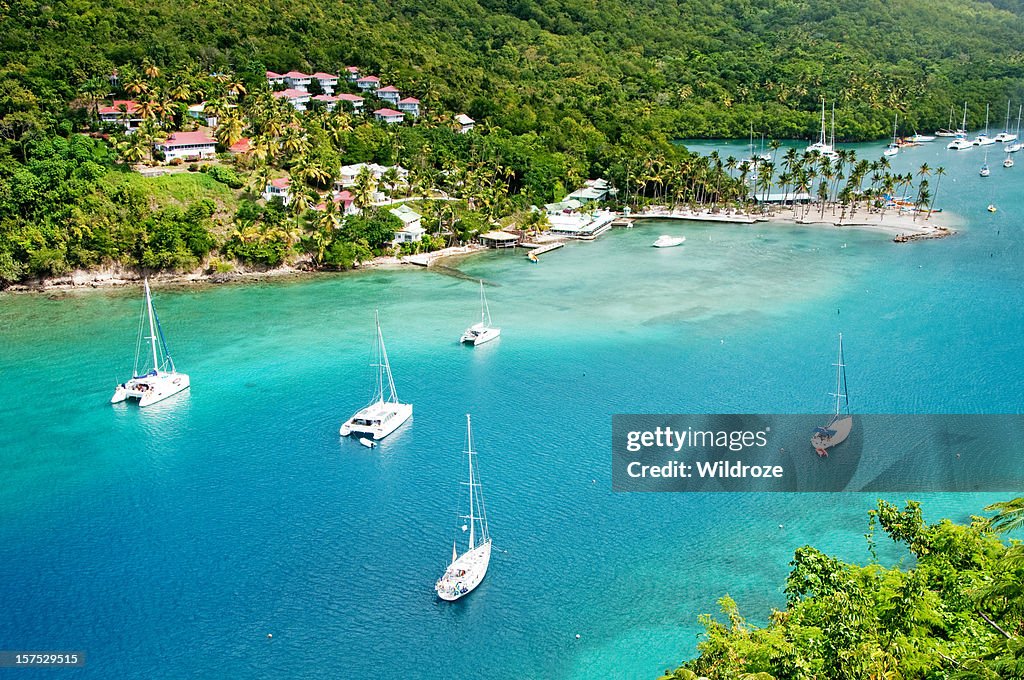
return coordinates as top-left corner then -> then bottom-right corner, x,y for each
906,132 -> 935,143
339,311 -> 412,440
111,279 -> 190,407
980,151 -> 991,177
947,137 -> 972,150
805,98 -> 840,161
811,333 -> 853,457
359,437 -> 376,449
988,204 -> 998,213
461,281 -> 500,346
1004,106 -> 1022,152
973,103 -> 996,145
436,414 -> 492,602
652,235 -> 686,248
994,100 -> 1018,142
883,115 -> 899,156
1004,156 -> 1014,168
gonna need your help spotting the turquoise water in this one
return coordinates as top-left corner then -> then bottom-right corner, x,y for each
1,139 -> 1023,678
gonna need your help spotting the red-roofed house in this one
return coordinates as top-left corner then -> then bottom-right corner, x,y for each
374,108 -> 405,124
311,94 -> 340,111
356,75 -> 380,91
98,100 -> 143,130
376,85 -> 401,104
397,97 -> 420,117
229,137 -> 251,154
272,88 -> 311,111
345,66 -> 360,81
336,93 -> 364,112
284,71 -> 312,91
315,190 -> 358,216
312,72 -> 338,94
262,177 -> 291,206
154,130 -> 217,162
266,71 -> 286,87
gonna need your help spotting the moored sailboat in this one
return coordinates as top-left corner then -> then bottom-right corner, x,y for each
811,333 -> 853,457
460,281 -> 501,346
435,414 -> 492,602
111,279 -> 190,407
339,311 -> 412,440
806,98 -> 839,161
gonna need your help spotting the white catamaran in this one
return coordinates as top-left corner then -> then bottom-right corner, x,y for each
460,281 -> 501,346
806,98 -> 839,161
436,414 -> 492,602
111,279 -> 190,407
339,311 -> 412,440
811,333 -> 853,457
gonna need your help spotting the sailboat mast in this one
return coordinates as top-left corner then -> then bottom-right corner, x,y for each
962,101 -> 968,132
833,333 -> 845,417
985,103 -> 990,135
145,279 -> 160,372
830,102 -> 836,148
375,311 -> 399,404
1017,105 -> 1021,138
466,414 -> 475,551
819,98 -> 826,145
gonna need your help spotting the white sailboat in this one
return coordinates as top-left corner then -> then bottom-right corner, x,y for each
883,115 -> 900,157
435,414 -> 492,602
811,333 -> 853,457
994,100 -> 1018,142
460,281 -> 501,346
980,151 -> 991,177
906,131 -> 935,143
972,103 -> 996,146
806,99 -> 839,161
1004,105 -> 1022,153
935,103 -> 965,137
339,311 -> 412,440
947,102 -> 972,150
111,279 -> 190,407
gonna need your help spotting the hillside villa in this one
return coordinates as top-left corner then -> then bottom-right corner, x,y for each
337,163 -> 408,190
397,97 -> 420,117
356,75 -> 381,91
154,130 -> 217,162
455,113 -> 475,134
262,177 -> 291,206
390,205 -> 425,245
377,85 -> 401,104
374,108 -> 405,124
311,72 -> 339,94
272,89 -> 311,111
315,190 -> 358,215
98,100 -> 143,131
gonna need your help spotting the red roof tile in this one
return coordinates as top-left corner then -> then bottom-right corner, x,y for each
98,99 -> 141,115
311,72 -> 338,80
158,130 -> 216,148
377,85 -> 400,93
283,71 -> 310,79
266,71 -> 283,78
272,88 -> 310,99
398,97 -> 420,104
374,108 -> 404,117
229,137 -> 251,153
356,75 -> 380,83
346,66 -> 360,73
336,93 -> 364,102
270,177 -> 291,189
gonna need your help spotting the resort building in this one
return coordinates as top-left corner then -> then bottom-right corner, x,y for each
390,205 -> 425,244
272,89 -> 311,111
479,231 -> 520,248
186,101 -> 233,128
154,130 -> 217,162
336,163 -> 408,189
374,108 -> 405,124
311,72 -> 338,94
283,71 -> 312,91
335,93 -> 365,112
566,178 -> 614,204
544,198 -> 583,214
266,71 -> 286,87
454,113 -> 475,134
344,66 -> 360,81
315,190 -> 358,216
356,75 -> 381,91
547,210 -> 616,240
262,177 -> 291,206
98,100 -> 143,131
753,191 -> 812,204
397,97 -> 420,117
310,94 -> 341,111
377,85 -> 401,104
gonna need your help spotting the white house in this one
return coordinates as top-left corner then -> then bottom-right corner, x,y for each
377,85 -> 401,104
374,108 -> 405,124
186,101 -> 234,128
344,66 -> 360,82
355,75 -> 380,91
154,130 -> 217,162
266,71 -> 286,87
272,88 -> 311,111
335,93 -> 364,112
337,163 -> 408,189
455,113 -> 475,134
566,178 -> 613,204
390,205 -> 425,244
98,100 -> 143,130
262,177 -> 291,206
311,72 -> 338,94
310,94 -> 340,111
397,97 -> 420,117
315,190 -> 359,215
283,71 -> 312,91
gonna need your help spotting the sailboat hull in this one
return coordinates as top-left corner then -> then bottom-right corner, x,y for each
811,415 -> 853,452
112,372 -> 190,407
340,401 -> 412,439
461,324 -> 501,345
436,540 -> 491,601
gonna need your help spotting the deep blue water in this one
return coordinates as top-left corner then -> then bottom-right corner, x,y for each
1,138 -> 1023,678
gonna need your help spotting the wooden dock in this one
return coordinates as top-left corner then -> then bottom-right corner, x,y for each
523,241 -> 565,259
611,217 -> 635,228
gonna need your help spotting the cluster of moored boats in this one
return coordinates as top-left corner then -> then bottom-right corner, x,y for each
111,278 -> 500,601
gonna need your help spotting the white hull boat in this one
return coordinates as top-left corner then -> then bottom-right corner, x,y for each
340,311 -> 412,440
906,133 -> 935,143
1004,157 -> 1014,168
883,115 -> 899,156
805,98 -> 839,161
111,279 -> 190,407
653,235 -> 686,248
461,281 -> 501,345
811,333 -> 853,457
436,414 -> 492,602
947,137 -> 972,150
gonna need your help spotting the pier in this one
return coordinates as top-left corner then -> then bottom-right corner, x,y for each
523,242 -> 565,259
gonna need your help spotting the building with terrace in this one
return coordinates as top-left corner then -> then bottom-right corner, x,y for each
154,130 -> 217,162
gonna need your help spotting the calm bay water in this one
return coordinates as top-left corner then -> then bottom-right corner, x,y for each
1,138 -> 1023,678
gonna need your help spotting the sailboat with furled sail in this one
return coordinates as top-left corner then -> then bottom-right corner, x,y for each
435,414 -> 492,602
811,333 -> 852,457
339,311 -> 412,440
111,278 -> 190,407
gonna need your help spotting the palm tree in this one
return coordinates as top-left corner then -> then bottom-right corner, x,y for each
215,113 -> 245,149
984,498 -> 1024,534
352,166 -> 376,208
928,166 -> 946,220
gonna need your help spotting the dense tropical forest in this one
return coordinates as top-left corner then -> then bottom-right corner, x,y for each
2,0 -> 1024,285
662,498 -> 1024,679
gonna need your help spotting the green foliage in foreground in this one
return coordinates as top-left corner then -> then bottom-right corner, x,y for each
664,499 -> 1024,680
